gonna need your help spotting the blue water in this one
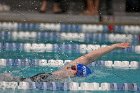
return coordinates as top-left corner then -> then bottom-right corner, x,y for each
0,23 -> 140,93
0,65 -> 140,83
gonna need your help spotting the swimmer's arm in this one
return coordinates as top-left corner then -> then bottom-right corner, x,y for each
52,69 -> 76,79
69,43 -> 130,65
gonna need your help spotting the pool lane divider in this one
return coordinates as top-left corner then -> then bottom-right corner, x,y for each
0,81 -> 139,91
0,31 -> 139,44
0,59 -> 139,69
0,43 -> 138,54
1,22 -> 140,34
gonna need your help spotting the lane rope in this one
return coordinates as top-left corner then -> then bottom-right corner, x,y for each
0,81 -> 139,91
0,59 -> 139,69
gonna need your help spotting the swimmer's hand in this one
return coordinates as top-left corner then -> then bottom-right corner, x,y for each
113,43 -> 130,49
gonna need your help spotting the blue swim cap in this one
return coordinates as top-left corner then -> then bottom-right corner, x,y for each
76,64 -> 92,77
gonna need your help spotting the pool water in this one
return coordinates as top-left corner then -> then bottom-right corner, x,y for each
0,59 -> 140,83
0,22 -> 140,92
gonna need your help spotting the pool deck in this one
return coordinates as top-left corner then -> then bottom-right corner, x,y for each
0,12 -> 99,24
0,12 -> 140,25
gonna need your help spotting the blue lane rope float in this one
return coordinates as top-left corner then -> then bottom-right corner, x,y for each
0,43 -> 137,53
0,81 -> 139,91
0,31 -> 139,44
0,22 -> 140,34
0,59 -> 139,69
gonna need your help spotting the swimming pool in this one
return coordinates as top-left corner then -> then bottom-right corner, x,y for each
0,22 -> 140,92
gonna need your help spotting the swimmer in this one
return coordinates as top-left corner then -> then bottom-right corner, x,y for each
0,43 -> 130,82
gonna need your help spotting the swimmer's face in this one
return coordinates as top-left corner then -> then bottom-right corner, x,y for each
66,65 -> 77,74
67,65 -> 77,70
